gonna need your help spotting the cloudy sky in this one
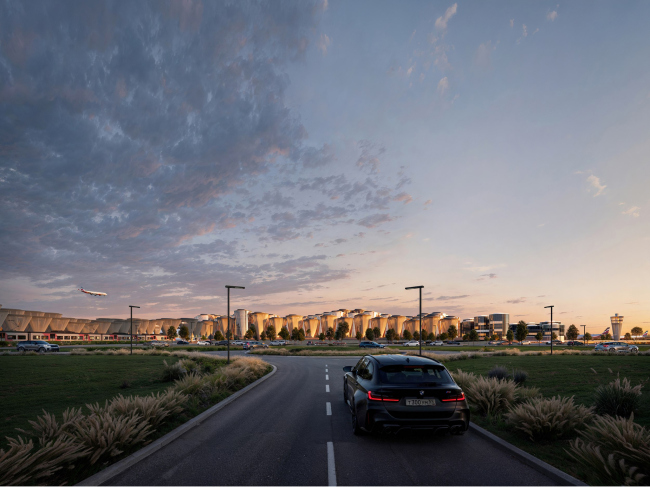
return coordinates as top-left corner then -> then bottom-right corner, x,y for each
1,0 -> 649,332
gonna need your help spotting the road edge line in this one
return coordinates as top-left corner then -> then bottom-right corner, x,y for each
327,441 -> 337,486
469,422 -> 586,486
77,364 -> 278,486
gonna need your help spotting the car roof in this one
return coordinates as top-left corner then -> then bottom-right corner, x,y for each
369,354 -> 441,366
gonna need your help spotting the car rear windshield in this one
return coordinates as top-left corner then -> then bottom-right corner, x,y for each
379,364 -> 452,384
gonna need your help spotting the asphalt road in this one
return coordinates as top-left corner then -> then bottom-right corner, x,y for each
108,356 -> 559,486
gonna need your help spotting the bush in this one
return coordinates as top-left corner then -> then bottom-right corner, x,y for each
505,396 -> 593,441
594,376 -> 643,418
487,365 -> 509,380
450,369 -> 478,390
173,373 -> 205,396
515,386 -> 541,403
162,359 -> 187,381
512,369 -> 528,385
569,414 -> 650,485
465,376 -> 516,416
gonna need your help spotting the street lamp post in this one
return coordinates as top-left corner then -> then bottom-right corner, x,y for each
226,285 -> 245,365
406,286 -> 424,356
544,305 -> 554,355
129,305 -> 140,355
582,325 -> 587,347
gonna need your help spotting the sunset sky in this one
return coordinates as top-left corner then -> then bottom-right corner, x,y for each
1,1 -> 648,333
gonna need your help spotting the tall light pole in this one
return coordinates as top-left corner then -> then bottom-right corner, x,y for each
129,305 -> 140,355
226,285 -> 245,364
544,305 -> 554,355
406,286 -> 424,356
582,325 -> 587,346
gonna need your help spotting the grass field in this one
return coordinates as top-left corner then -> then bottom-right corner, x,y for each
444,354 -> 650,481
0,354 -> 182,443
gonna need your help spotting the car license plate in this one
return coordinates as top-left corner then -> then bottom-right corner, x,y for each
406,399 -> 436,406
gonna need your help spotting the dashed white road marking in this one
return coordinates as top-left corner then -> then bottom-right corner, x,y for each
327,441 -> 337,486
326,368 -> 328,372
326,374 -> 329,380
326,402 -> 332,415
326,384 -> 330,392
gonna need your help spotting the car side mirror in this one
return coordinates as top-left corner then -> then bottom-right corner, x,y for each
343,366 -> 353,373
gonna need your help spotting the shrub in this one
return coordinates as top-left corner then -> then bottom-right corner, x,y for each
505,396 -> 593,441
106,391 -> 186,428
594,376 -> 643,418
512,369 -> 528,385
119,380 -> 131,389
487,365 -> 509,380
515,386 -> 541,403
162,359 -> 187,381
465,376 -> 516,416
0,435 -> 90,486
569,414 -> 650,485
173,373 -> 205,396
450,369 -> 478,390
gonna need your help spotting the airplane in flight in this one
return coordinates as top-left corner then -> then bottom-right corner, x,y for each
578,327 -> 610,339
79,288 -> 107,296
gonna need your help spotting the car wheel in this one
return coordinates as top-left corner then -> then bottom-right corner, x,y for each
18,347 -> 25,352
38,347 -> 45,353
351,401 -> 363,436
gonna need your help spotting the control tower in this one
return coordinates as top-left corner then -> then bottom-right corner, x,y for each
610,313 -> 624,340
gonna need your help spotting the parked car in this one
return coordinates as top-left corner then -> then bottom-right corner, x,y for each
594,342 -> 639,353
175,340 -> 189,345
270,340 -> 286,346
16,340 -> 58,353
566,340 -> 583,346
342,354 -> 469,435
196,340 -> 210,345
243,341 -> 269,350
446,341 -> 463,346
359,341 -> 385,349
147,340 -> 169,347
544,340 -> 564,345
403,341 -> 420,347
232,340 -> 244,345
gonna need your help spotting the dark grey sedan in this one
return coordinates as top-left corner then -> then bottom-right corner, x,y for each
343,354 -> 469,435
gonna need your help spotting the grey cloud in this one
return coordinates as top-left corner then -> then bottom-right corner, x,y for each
437,295 -> 470,300
506,297 -> 527,304
358,213 -> 394,228
477,273 -> 498,280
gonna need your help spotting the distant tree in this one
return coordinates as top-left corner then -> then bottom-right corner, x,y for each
427,332 -> 435,341
319,332 -> 325,341
365,328 -> 375,341
355,331 -> 363,341
468,329 -> 479,342
373,327 -> 381,340
462,333 -> 470,341
298,329 -> 305,341
278,328 -> 290,340
440,332 -> 449,341
201,335 -> 206,340
178,325 -> 190,340
551,332 -> 558,341
403,330 -> 413,341
515,321 -> 529,343
447,325 -> 458,340
266,325 -> 277,341
333,329 -> 341,340
413,331 -> 420,341
244,329 -> 254,340
208,334 -> 214,340
167,326 -> 177,340
506,330 -> 514,343
225,329 -> 233,339
248,324 -> 258,340
326,327 -> 334,340
624,332 -> 632,340
337,321 -> 350,338
535,332 -> 543,344
602,332 -> 612,340
260,331 -> 267,341
566,325 -> 579,340
490,333 -> 499,341
631,326 -> 643,337
291,328 -> 301,341
386,329 -> 396,343
214,330 -> 224,341
584,332 -> 592,344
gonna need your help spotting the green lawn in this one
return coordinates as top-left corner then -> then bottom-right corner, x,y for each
444,354 -> 650,482
0,354 -> 180,443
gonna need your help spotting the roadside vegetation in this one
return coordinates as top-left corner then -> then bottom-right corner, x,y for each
441,353 -> 649,484
0,352 -> 270,485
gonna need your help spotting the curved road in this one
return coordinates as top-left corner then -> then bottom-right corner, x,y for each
108,356 -> 559,486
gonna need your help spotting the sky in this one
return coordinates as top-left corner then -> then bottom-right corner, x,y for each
0,0 -> 649,333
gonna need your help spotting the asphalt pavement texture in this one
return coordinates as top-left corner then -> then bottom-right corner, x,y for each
107,355 -> 559,486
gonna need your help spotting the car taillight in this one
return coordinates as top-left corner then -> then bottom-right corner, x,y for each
367,391 -> 400,402
441,392 -> 466,402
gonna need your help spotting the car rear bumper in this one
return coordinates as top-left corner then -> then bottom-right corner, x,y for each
366,406 -> 470,434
